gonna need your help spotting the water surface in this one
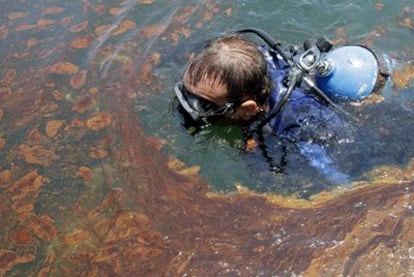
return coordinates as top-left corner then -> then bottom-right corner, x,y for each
1,0 -> 414,276
148,0 -> 414,195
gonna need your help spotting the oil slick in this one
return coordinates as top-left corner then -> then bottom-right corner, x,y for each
1,0 -> 414,276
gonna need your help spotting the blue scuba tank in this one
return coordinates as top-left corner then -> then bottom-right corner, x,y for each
314,45 -> 392,101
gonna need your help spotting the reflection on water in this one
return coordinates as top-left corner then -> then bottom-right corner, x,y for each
1,0 -> 414,276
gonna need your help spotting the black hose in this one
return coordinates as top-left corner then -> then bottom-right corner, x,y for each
236,28 -> 293,66
259,70 -> 301,129
237,27 -> 357,122
302,75 -> 358,121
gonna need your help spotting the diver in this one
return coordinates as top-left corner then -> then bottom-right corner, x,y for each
174,28 -> 394,185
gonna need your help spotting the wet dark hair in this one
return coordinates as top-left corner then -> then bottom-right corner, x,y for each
183,33 -> 271,107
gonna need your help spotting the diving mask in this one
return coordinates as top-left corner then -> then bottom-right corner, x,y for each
174,81 -> 236,126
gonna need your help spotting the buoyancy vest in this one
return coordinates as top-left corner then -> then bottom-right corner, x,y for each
260,46 -> 355,184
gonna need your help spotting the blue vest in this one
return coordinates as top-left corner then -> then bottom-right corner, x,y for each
261,47 -> 354,184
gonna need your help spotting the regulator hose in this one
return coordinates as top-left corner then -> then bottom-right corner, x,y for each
237,27 -> 357,122
237,28 -> 293,66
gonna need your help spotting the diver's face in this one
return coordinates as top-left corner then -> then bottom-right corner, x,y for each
183,75 -> 229,108
183,75 -> 260,124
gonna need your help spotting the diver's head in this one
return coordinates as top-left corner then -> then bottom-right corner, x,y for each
175,33 -> 271,127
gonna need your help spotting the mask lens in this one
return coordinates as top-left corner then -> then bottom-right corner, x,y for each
184,88 -> 218,114
174,82 -> 235,124
174,82 -> 207,122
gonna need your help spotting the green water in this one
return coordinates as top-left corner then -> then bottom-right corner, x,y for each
142,0 -> 414,194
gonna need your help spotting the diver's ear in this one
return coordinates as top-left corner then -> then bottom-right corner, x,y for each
239,100 -> 259,116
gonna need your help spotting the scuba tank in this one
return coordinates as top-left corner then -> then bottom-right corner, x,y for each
237,28 -> 391,106
314,45 -> 391,100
